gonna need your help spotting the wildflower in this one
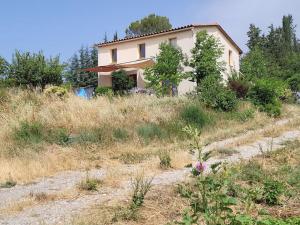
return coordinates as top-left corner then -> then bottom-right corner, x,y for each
195,161 -> 206,173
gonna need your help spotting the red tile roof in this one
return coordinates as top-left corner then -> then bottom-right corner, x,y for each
96,23 -> 243,54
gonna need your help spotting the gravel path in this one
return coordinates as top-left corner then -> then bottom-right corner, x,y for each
0,120 -> 299,225
0,169 -> 105,209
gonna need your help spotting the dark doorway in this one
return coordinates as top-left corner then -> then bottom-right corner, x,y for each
128,74 -> 137,87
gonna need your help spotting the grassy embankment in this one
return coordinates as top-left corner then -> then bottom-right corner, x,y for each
0,88 -> 299,184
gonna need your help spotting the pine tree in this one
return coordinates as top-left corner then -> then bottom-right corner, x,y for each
103,32 -> 108,43
247,24 -> 264,50
66,46 -> 98,87
282,15 -> 296,52
91,47 -> 98,67
113,32 -> 118,41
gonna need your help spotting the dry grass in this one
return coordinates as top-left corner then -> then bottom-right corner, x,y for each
0,189 -> 78,216
72,139 -> 300,225
72,185 -> 187,225
0,88 -> 299,184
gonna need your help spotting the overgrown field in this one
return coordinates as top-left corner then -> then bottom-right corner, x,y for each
74,140 -> 300,225
0,88 -> 299,184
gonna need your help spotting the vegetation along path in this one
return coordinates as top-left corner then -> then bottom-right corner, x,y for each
0,118 -> 299,225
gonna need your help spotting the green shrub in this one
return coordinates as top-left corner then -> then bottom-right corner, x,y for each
180,105 -> 210,128
0,177 -> 17,188
95,86 -> 113,97
215,89 -> 238,112
248,78 -> 283,105
159,119 -> 186,140
287,73 -> 300,92
263,102 -> 281,117
158,150 -> 171,169
113,128 -> 129,141
78,172 -> 102,191
44,86 -> 68,98
14,121 -> 44,144
257,216 -> 300,225
130,174 -> 152,209
248,78 -> 286,117
77,128 -> 103,144
47,128 -> 70,145
239,161 -> 265,184
233,108 -> 255,122
137,123 -> 165,143
112,70 -> 134,95
14,121 -> 71,146
263,179 -> 284,205
199,75 -> 238,112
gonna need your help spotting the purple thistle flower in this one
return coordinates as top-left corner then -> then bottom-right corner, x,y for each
195,161 -> 206,173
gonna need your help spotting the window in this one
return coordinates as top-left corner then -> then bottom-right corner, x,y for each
139,43 -> 146,59
228,50 -> 232,66
169,38 -> 177,47
111,48 -> 117,63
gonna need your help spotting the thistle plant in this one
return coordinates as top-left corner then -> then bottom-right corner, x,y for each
183,125 -> 212,176
179,126 -> 236,225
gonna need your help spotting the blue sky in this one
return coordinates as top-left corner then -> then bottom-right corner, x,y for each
1,0 -> 299,62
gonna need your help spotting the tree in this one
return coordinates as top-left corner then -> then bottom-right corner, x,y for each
65,46 -> 98,87
242,14 -> 300,81
240,47 -> 269,79
144,43 -> 185,96
282,15 -> 296,53
111,70 -> 134,94
8,51 -> 64,88
247,24 -> 265,50
103,32 -> 108,43
0,56 -> 8,77
113,32 -> 118,41
188,31 -> 224,86
125,14 -> 172,37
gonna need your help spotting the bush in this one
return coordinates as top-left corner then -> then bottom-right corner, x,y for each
78,172 -> 102,191
95,86 -> 113,97
180,105 -> 210,128
158,150 -> 171,169
47,128 -> 70,145
0,177 -> 17,188
263,179 -> 284,205
14,121 -> 44,144
113,128 -> 129,141
248,78 -> 286,117
228,73 -> 250,98
44,86 -> 68,98
77,128 -> 103,144
233,108 -> 255,122
112,70 -> 134,94
249,78 -> 287,105
131,174 -> 152,209
239,161 -> 265,184
199,75 -> 238,112
287,73 -> 300,92
264,102 -> 281,117
137,123 -> 165,143
215,89 -> 238,112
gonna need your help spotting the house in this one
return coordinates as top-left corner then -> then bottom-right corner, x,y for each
95,24 -> 243,95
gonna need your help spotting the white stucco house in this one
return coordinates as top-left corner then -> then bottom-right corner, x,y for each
94,24 -> 242,95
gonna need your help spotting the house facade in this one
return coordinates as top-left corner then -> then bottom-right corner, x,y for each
96,24 -> 242,95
